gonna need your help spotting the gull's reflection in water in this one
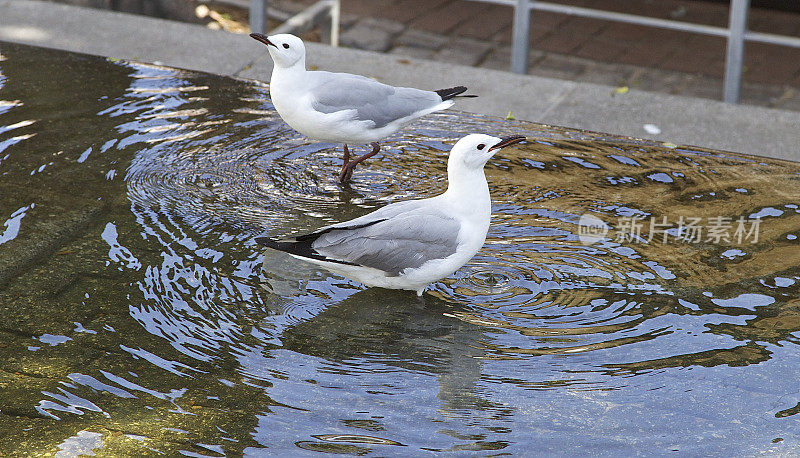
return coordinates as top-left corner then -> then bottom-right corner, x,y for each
279,288 -> 499,414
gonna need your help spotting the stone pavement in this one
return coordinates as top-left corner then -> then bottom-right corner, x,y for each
329,0 -> 800,111
33,0 -> 800,110
1,0 -> 800,160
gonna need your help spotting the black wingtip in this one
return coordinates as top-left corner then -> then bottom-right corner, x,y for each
435,86 -> 477,100
255,234 -> 360,267
255,236 -> 280,248
257,235 -> 320,262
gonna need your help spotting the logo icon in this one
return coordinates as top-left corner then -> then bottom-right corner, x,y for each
577,213 -> 609,245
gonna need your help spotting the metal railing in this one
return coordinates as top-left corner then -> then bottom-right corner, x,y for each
249,0 -> 340,46
469,0 -> 800,103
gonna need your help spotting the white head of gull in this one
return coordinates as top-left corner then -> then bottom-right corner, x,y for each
250,32 -> 476,182
257,133 -> 527,296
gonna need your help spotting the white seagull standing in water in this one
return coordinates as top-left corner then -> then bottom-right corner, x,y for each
250,33 -> 476,182
257,133 -> 526,296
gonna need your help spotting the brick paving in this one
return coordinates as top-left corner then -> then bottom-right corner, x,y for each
284,0 -> 800,111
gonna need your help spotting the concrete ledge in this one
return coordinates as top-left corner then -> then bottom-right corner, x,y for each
1,0 -> 799,160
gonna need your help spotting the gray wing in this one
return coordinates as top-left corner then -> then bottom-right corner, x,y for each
311,206 -> 461,276
308,72 -> 443,128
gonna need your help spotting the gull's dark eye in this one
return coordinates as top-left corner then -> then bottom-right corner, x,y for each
283,43 -> 290,49
477,144 -> 485,150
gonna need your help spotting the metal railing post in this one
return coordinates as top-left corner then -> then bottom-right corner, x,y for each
468,0 -> 800,103
250,0 -> 268,34
248,0 -> 338,43
319,0 -> 339,47
510,0 -> 531,74
723,0 -> 750,103
330,0 -> 340,47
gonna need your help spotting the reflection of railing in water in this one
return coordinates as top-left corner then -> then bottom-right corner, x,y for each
466,0 -> 800,103
245,0 -> 340,46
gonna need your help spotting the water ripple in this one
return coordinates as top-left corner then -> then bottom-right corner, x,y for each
5,47 -> 800,455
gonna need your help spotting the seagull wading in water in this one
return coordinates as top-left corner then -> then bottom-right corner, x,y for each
257,134 -> 526,296
250,32 -> 476,182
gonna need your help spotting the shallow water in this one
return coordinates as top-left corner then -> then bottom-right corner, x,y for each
1,42 -> 800,455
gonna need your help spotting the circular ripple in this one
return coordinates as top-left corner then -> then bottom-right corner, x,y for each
467,266 -> 512,291
185,171 -> 225,189
116,73 -> 796,374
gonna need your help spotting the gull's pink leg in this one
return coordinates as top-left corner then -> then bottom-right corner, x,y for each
339,142 -> 381,183
339,144 -> 351,182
